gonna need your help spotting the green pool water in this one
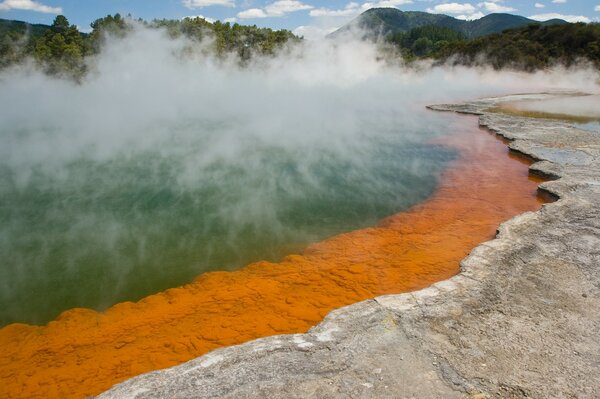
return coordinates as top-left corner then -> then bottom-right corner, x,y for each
0,114 -> 458,326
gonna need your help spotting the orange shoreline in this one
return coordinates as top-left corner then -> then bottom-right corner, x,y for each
0,114 -> 548,399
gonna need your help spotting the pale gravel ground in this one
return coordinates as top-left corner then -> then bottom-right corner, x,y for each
97,93 -> 600,399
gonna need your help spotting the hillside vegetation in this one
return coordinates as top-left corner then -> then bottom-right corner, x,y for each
436,23 -> 600,70
331,8 -> 598,70
0,18 -> 54,68
1,9 -> 599,77
387,22 -> 600,70
387,25 -> 466,58
330,8 -> 566,39
0,14 -> 299,78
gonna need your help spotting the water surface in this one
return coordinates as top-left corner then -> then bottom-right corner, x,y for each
497,94 -> 600,123
0,109 -> 456,326
0,114 -> 548,399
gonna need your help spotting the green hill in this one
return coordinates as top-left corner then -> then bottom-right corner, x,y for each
329,8 -> 567,39
437,23 -> 600,70
0,18 -> 91,69
0,18 -> 52,40
0,19 -> 51,68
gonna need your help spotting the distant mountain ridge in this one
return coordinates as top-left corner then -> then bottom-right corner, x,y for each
0,18 -> 53,39
329,8 -> 568,39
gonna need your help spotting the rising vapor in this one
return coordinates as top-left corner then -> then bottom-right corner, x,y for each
0,24 -> 597,326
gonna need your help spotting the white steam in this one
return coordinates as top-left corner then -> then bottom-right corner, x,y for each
1,27 -> 597,180
0,25 -> 598,325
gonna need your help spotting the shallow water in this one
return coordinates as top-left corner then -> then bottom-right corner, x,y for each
504,94 -> 600,120
573,121 -> 600,133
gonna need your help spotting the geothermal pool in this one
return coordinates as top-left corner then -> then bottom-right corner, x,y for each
0,33 -> 567,398
0,113 -> 548,399
0,108 -> 456,326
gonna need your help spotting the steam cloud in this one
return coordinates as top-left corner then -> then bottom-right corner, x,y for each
0,25 -> 598,326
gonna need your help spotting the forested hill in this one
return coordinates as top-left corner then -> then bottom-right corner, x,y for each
1,11 -> 598,76
329,8 -> 567,39
436,23 -> 600,71
385,22 -> 600,71
0,18 -> 59,39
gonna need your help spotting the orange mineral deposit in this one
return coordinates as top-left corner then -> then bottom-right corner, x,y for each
0,115 -> 549,399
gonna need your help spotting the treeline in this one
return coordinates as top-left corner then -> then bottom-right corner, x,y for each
3,13 -> 599,76
152,18 -> 299,58
0,14 -> 300,79
387,22 -> 600,70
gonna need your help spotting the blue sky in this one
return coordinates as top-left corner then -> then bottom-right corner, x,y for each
0,0 -> 598,38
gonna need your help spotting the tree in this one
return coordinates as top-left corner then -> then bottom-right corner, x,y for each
34,15 -> 86,78
0,13 -> 302,76
52,15 -> 69,32
387,25 -> 466,58
412,37 -> 432,57
88,14 -> 130,52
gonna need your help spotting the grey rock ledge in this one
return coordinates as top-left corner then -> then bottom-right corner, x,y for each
97,93 -> 600,399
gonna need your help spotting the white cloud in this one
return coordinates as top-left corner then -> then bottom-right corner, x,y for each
529,12 -> 590,23
223,17 -> 237,23
551,0 -> 566,3
535,3 -> 545,8
310,2 -> 359,17
456,11 -> 485,20
427,3 -> 476,15
478,2 -> 515,12
595,5 -> 600,12
427,1 -> 520,19
310,1 -> 413,18
0,0 -> 62,13
182,0 -> 234,9
183,14 -> 216,23
265,0 -> 313,16
237,8 -> 268,18
238,0 -> 313,19
293,25 -> 338,39
76,25 -> 92,34
362,0 -> 413,8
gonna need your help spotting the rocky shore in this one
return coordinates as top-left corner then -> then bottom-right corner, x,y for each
97,93 -> 600,399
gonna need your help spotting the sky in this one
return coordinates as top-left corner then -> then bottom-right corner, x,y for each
0,0 -> 598,39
